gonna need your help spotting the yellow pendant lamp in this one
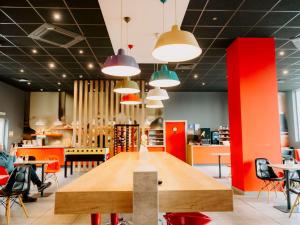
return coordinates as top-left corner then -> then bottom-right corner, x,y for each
152,0 -> 202,62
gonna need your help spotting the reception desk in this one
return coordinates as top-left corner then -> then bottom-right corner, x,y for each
187,144 -> 230,166
17,146 -> 65,166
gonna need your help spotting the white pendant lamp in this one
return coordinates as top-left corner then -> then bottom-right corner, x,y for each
146,100 -> 164,108
152,0 -> 202,62
114,78 -> 140,94
146,87 -> 169,101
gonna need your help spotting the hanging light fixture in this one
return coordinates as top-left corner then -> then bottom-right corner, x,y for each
101,2 -> 140,77
146,100 -> 164,108
146,87 -> 169,101
120,94 -> 142,105
149,64 -> 180,87
114,77 -> 140,94
152,0 -> 202,62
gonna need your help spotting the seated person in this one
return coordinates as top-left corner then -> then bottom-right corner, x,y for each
0,144 -> 51,202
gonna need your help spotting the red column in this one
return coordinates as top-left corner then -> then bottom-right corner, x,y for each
91,213 -> 101,225
226,38 -> 282,192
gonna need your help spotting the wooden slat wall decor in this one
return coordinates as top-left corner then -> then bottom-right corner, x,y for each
72,80 -> 146,151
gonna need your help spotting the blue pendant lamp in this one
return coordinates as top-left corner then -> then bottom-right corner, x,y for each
149,64 -> 180,88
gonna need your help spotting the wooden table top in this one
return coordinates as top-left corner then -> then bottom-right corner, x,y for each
55,152 -> 233,214
268,163 -> 300,171
14,160 -> 57,165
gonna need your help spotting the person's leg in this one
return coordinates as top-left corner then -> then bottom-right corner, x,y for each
29,167 -> 42,187
3,170 -> 17,193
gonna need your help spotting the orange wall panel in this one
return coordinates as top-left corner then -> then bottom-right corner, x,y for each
189,145 -> 230,165
17,147 -> 65,166
227,38 -> 282,192
147,146 -> 165,152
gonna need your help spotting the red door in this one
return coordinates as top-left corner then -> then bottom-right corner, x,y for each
165,121 -> 186,162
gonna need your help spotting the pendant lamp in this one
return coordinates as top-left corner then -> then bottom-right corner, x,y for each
114,78 -> 140,94
146,87 -> 169,101
149,64 -> 180,87
102,49 -> 141,77
152,0 -> 202,62
120,94 -> 142,105
101,2 -> 140,77
146,100 -> 164,108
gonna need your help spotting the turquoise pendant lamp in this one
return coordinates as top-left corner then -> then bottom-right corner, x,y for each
149,64 -> 180,88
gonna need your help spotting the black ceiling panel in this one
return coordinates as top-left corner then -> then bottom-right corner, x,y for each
206,0 -> 243,10
240,0 -> 280,11
1,8 -> 43,23
228,12 -> 266,26
256,12 -> 298,27
197,11 -> 234,27
71,9 -> 105,25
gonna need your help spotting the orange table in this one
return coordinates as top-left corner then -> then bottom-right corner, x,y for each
187,145 -> 230,166
17,147 -> 65,166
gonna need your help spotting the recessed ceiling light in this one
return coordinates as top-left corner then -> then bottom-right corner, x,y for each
283,70 -> 289,75
88,63 -> 94,69
212,17 -> 218,21
20,69 -> 24,73
79,75 -> 83,79
279,51 -> 285,56
79,49 -> 84,54
40,88 -> 44,92
62,74 -> 67,78
202,82 -> 206,86
57,82 -> 61,85
49,62 -> 55,68
27,82 -> 31,85
194,74 -> 198,79
53,12 -> 61,21
32,49 -> 38,54
58,88 -> 61,92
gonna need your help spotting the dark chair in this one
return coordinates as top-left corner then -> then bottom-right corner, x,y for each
0,166 -> 31,225
255,158 -> 285,202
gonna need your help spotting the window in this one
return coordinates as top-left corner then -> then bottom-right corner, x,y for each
294,89 -> 300,141
0,118 -> 8,151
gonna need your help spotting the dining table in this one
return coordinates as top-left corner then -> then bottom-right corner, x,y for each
55,152 -> 233,225
268,163 -> 300,213
14,160 -> 57,197
211,152 -> 231,178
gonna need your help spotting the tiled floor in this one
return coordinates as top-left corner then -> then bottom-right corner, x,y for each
0,165 -> 300,225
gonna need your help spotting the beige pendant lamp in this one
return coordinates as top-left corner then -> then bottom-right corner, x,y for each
146,87 -> 169,101
114,78 -> 140,94
146,100 -> 164,108
152,0 -> 202,62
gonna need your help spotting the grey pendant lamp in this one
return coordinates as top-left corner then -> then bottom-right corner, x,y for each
101,2 -> 140,77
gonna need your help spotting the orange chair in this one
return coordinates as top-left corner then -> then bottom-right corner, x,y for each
0,166 -> 9,187
45,155 -> 61,188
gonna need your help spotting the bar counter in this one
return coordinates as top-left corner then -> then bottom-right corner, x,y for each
187,144 -> 230,166
17,146 -> 66,166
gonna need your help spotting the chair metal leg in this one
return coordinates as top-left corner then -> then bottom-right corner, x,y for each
257,181 -> 271,200
6,197 -> 10,225
54,174 -> 59,188
289,195 -> 300,218
18,195 -> 29,218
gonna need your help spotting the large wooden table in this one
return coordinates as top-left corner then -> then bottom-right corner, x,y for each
55,152 -> 233,224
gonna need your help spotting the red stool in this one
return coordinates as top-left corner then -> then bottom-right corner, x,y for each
0,166 -> 9,187
164,212 -> 211,225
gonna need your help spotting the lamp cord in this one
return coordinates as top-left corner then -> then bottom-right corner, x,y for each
175,0 -> 177,25
120,0 -> 123,49
162,1 -> 165,33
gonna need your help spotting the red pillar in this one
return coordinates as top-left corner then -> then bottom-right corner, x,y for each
91,213 -> 101,225
226,38 -> 282,192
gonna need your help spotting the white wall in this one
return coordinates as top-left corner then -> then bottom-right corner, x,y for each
164,92 -> 228,129
0,82 -> 25,148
